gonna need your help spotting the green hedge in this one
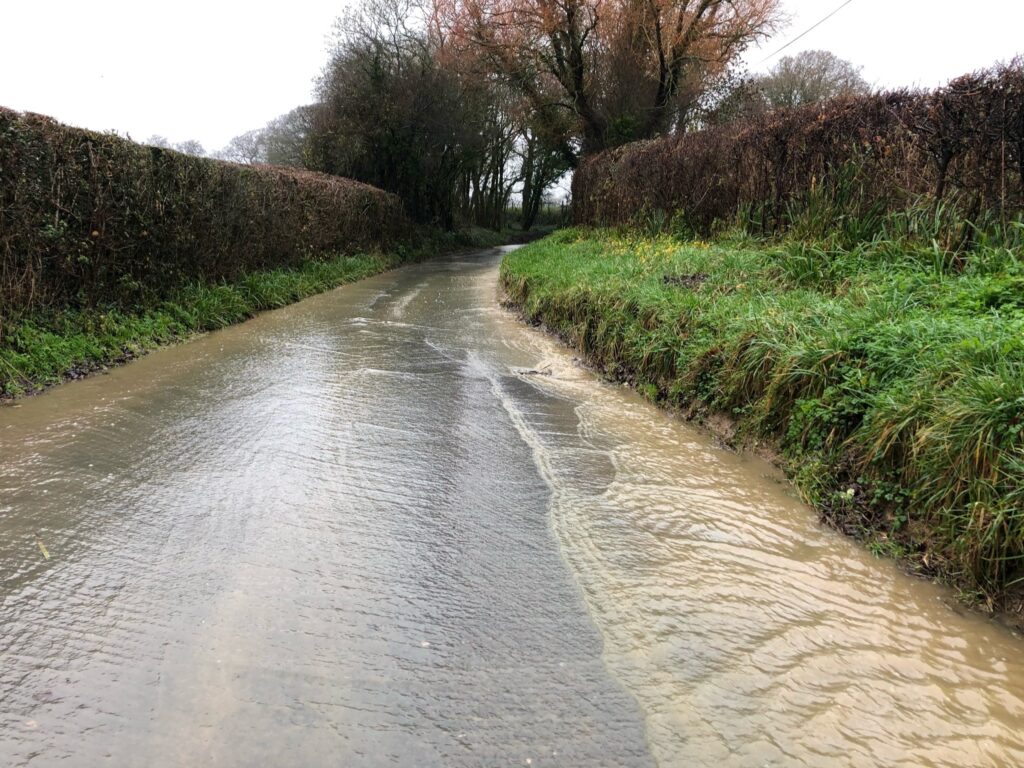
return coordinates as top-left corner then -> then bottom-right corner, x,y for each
0,108 -> 410,326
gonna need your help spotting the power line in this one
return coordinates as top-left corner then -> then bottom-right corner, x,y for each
757,0 -> 857,65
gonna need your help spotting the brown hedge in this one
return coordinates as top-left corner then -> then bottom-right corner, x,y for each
0,108 -> 410,323
572,60 -> 1024,232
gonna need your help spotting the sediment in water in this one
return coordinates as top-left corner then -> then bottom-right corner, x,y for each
499,230 -> 1024,629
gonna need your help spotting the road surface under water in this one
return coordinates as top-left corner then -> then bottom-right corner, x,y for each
1,246 -> 1022,767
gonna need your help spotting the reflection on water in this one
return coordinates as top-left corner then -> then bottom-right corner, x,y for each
1,247 -> 1022,767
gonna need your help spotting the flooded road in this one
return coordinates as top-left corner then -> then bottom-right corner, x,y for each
2,246 -> 1023,767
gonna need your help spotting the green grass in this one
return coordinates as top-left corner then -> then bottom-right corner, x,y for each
0,250 -> 411,398
0,223 -> 545,399
501,227 -> 1024,605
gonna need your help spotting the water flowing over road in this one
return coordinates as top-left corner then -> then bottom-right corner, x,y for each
2,247 -> 1023,767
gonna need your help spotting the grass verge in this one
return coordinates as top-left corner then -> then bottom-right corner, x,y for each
501,227 -> 1024,615
0,251 -> 402,398
0,225 -> 518,399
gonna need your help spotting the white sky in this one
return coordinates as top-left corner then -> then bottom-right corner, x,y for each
0,1 -> 343,151
746,0 -> 1023,87
1,0 -> 1022,152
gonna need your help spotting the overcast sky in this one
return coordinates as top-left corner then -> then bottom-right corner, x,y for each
745,0 -> 1023,89
1,0 -> 1022,152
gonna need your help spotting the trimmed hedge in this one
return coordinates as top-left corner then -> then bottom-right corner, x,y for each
0,108 -> 410,327
572,60 -> 1024,233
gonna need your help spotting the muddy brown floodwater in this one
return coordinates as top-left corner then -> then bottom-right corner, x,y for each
2,246 -> 1023,767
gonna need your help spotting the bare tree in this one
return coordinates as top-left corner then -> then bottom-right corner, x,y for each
264,107 -> 315,167
433,0 -> 782,161
758,50 -> 870,109
144,135 -> 207,156
172,139 -> 207,157
309,0 -> 507,227
216,130 -> 267,164
298,0 -> 570,228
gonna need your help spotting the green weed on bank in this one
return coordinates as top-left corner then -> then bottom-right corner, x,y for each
501,228 -> 1024,603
